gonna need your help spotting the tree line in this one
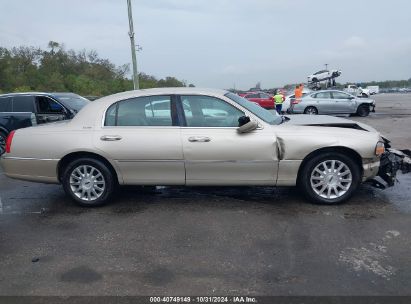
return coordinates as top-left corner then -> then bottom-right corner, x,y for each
0,41 -> 193,97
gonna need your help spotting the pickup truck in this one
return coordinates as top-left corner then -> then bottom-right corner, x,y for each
344,85 -> 370,98
0,92 -> 89,155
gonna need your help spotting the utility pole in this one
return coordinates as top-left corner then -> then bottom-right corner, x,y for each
127,0 -> 139,89
325,63 -> 329,70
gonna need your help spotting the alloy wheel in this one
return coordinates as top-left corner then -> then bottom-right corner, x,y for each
69,165 -> 106,201
310,160 -> 352,199
305,107 -> 318,115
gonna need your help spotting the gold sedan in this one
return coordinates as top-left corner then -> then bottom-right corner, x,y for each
1,88 -> 408,206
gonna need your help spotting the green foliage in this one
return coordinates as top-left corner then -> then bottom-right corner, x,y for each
0,42 -> 190,96
357,79 -> 411,89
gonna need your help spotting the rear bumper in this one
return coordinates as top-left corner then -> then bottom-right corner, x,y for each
0,156 -> 60,184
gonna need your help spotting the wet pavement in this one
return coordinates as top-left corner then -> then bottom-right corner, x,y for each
0,94 -> 410,296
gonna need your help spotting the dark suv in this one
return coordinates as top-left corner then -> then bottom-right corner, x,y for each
0,92 -> 89,154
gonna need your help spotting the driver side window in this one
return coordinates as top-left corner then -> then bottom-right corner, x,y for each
36,96 -> 64,114
181,95 -> 244,127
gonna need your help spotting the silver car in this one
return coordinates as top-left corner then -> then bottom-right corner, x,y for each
0,88 -> 409,207
292,90 -> 376,117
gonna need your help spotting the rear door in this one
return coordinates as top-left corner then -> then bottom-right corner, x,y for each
312,91 -> 333,114
94,95 -> 185,185
179,94 -> 278,185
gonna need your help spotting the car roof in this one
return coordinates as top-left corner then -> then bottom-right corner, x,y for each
96,87 -> 228,103
71,87 -> 231,126
0,92 -> 53,98
310,90 -> 348,93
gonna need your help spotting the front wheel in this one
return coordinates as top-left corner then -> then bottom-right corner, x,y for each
357,104 -> 370,117
62,158 -> 115,207
298,153 -> 361,204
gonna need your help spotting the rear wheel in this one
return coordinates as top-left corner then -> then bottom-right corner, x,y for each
357,104 -> 370,117
304,106 -> 318,115
298,152 -> 361,204
0,131 -> 7,155
62,158 -> 115,207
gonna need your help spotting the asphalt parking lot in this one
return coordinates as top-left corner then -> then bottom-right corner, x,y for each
0,94 -> 410,296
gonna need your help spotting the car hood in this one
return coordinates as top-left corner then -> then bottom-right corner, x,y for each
283,114 -> 378,133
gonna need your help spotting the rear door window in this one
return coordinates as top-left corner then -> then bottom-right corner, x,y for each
246,93 -> 259,99
259,93 -> 271,99
0,97 -> 12,112
12,96 -> 35,112
105,95 -> 173,127
313,92 -> 332,99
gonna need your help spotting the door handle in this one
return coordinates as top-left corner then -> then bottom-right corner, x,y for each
100,135 -> 122,141
188,136 -> 211,142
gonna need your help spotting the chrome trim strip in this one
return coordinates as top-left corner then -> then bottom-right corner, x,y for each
186,160 -> 274,164
115,159 -> 273,164
2,157 -> 59,161
115,159 -> 184,163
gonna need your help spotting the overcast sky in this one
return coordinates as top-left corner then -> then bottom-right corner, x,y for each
1,0 -> 410,89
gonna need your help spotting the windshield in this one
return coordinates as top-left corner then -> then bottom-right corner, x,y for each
225,92 -> 282,125
52,93 -> 90,111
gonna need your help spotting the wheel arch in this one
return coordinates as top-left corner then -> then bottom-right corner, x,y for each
296,146 -> 363,185
304,105 -> 318,114
0,126 -> 9,136
57,151 -> 121,184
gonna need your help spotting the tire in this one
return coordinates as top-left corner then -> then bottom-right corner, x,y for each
62,157 -> 115,207
357,104 -> 370,117
298,152 -> 361,205
304,106 -> 318,115
0,131 -> 7,155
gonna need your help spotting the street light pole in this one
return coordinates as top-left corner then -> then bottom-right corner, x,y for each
127,0 -> 139,90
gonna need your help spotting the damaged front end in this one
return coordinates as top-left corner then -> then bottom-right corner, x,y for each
370,138 -> 411,189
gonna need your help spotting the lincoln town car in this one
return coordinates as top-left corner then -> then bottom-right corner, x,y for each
1,88 -> 410,206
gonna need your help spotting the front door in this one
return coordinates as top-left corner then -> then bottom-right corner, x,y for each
94,95 -> 185,185
179,95 -> 278,185
330,91 -> 357,114
35,96 -> 67,123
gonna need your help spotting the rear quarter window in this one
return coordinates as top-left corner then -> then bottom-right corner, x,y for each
0,97 -> 12,112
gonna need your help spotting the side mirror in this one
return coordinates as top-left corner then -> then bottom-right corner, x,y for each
238,115 -> 250,127
238,119 -> 258,134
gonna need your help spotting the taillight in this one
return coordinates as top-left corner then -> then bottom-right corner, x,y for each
5,130 -> 16,154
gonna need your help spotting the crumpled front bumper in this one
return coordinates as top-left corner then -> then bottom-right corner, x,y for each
370,147 -> 411,189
